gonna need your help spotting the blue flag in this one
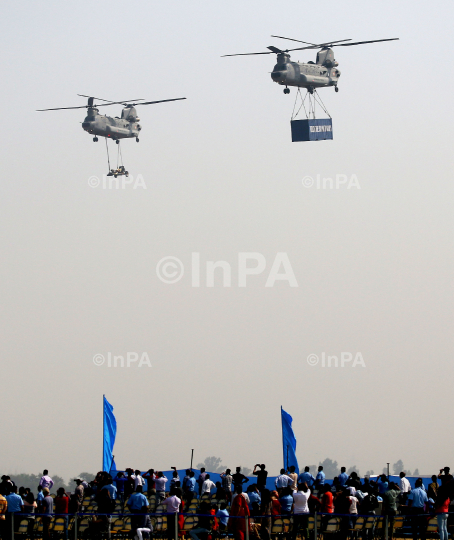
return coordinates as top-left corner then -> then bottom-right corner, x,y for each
281,407 -> 299,474
103,396 -> 117,472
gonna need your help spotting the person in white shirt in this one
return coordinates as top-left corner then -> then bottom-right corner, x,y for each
201,474 -> 216,495
292,483 -> 311,540
345,490 -> 359,529
154,472 -> 168,501
134,470 -> 145,489
161,492 -> 181,513
347,494 -> 359,514
275,469 -> 293,491
399,472 -> 411,493
170,469 -> 180,489
135,516 -> 153,540
161,489 -> 181,540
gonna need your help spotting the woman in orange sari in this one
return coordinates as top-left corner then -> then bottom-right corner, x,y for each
229,486 -> 251,540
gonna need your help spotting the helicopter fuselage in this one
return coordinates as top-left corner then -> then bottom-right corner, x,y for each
270,50 -> 340,90
81,106 -> 141,140
272,61 -> 340,89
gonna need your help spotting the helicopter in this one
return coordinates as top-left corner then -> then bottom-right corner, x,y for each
223,37 -> 398,94
37,94 -> 186,143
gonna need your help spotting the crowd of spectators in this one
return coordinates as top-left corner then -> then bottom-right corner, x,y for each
0,465 -> 453,540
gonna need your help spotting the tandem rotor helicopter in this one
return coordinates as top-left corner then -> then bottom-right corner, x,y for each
223,36 -> 399,94
37,94 -> 186,176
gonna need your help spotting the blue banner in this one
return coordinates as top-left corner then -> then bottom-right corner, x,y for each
103,396 -> 117,472
281,407 -> 299,474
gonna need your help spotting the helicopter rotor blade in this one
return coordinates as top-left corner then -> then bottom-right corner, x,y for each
222,37 -> 398,59
267,46 -> 284,53
37,97 -> 185,111
313,39 -> 353,47
222,45 -> 310,57
36,105 -> 92,111
77,94 -> 115,103
289,40 -> 354,52
77,94 -> 145,104
37,98 -> 147,111
332,38 -> 399,47
271,35 -> 320,46
221,51 -> 275,57
134,98 -> 187,106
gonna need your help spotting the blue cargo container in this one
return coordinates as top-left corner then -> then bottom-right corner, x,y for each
291,118 -> 333,142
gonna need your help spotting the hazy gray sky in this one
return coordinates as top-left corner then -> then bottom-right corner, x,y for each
1,0 -> 453,482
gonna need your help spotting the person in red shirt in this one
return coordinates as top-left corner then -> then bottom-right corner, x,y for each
270,491 -> 281,518
308,493 -> 321,514
321,485 -> 334,514
434,484 -> 451,540
320,485 -> 335,532
54,488 -> 69,540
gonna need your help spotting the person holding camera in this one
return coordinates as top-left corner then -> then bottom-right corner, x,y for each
252,464 -> 268,492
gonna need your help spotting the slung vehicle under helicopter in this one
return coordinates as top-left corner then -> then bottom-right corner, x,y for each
223,37 -> 398,94
37,94 -> 186,143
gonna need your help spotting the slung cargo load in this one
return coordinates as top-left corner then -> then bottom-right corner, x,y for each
291,118 -> 333,142
290,88 -> 332,142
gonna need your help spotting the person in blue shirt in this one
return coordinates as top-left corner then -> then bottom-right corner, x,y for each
182,470 -> 191,491
127,486 -> 149,539
247,485 -> 261,511
6,486 -> 23,512
114,473 -> 127,508
6,485 -> 24,529
408,478 -> 429,540
184,471 -> 197,505
298,467 -> 315,488
279,487 -> 294,515
127,486 -> 149,512
101,476 -> 117,500
216,502 -> 229,530
338,468 -> 348,486
275,470 -> 293,490
314,467 -> 325,489
377,475 -> 388,495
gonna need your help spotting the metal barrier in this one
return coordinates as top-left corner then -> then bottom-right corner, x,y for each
5,509 -> 454,540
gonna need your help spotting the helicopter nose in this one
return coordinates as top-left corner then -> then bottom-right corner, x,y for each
82,122 -> 91,130
271,70 -> 285,82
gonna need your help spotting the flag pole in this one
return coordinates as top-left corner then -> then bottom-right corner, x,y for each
190,449 -> 194,470
102,394 -> 105,471
281,406 -> 285,469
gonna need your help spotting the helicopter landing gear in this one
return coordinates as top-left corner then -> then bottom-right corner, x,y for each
283,87 -> 290,94
116,140 -> 119,145
308,86 -> 314,94
136,137 -> 139,142
335,86 -> 339,93
93,137 -> 98,142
